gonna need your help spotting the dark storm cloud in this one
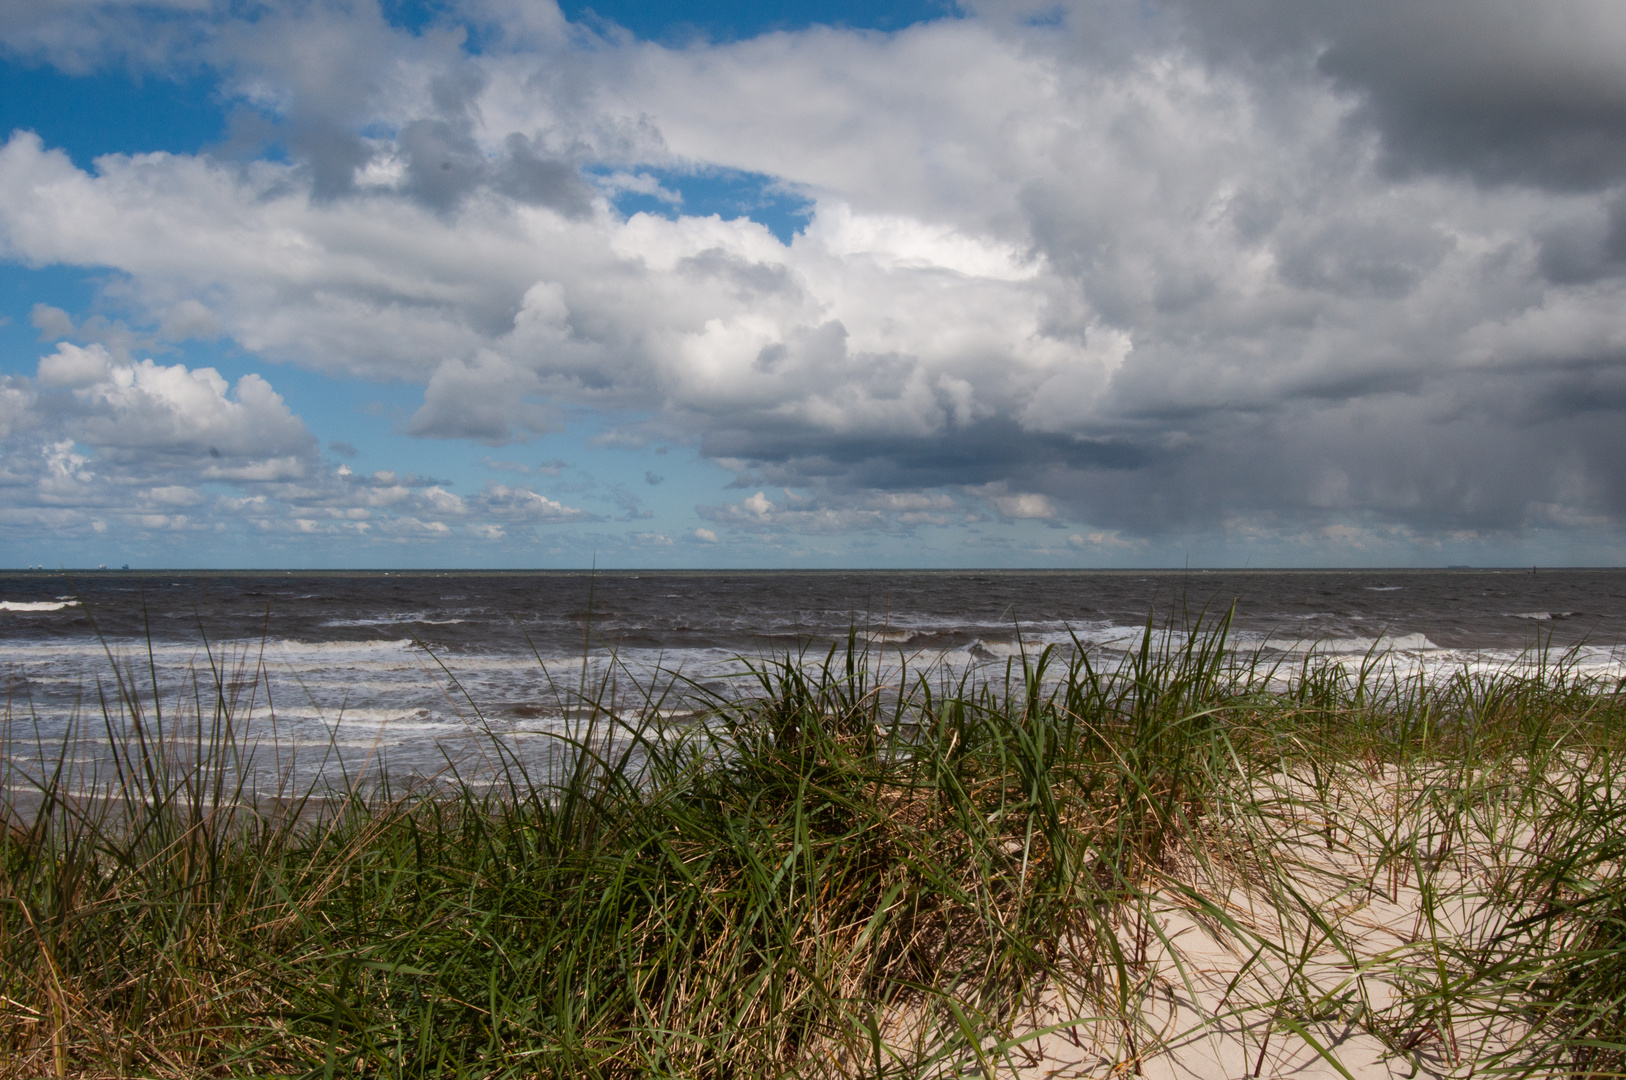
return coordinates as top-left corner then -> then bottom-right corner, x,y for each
703,417 -> 1158,492
695,333 -> 1626,539
1055,364 -> 1626,536
1538,194 -> 1626,284
1167,0 -> 1626,191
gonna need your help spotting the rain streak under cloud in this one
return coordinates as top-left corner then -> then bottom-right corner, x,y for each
0,0 -> 1624,567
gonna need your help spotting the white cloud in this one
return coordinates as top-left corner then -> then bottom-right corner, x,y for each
967,482 -> 1056,520
0,343 -> 594,546
23,344 -> 317,472
475,482 -> 591,522
993,493 -> 1055,520
36,342 -> 109,388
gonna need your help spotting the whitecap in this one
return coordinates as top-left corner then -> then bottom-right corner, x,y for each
1315,632 -> 1438,653
0,600 -> 80,612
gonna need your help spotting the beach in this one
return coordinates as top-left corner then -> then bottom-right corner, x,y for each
2,575 -> 1625,1076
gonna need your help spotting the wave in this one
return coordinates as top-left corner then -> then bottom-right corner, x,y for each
0,600 -> 81,612
1308,632 -> 1438,653
320,615 -> 468,627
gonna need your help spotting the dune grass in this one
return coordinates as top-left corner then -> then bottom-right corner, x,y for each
1,614 -> 1624,1078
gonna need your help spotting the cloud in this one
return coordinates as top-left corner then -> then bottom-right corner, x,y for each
981,488 -> 1056,521
696,486 -> 962,536
0,345 -> 318,534
1068,530 -> 1140,550
0,342 -> 593,545
1,1 -> 1625,554
406,353 -> 559,443
30,303 -> 75,341
0,0 -> 207,73
1166,0 -> 1626,191
473,482 -> 594,522
30,343 -> 316,468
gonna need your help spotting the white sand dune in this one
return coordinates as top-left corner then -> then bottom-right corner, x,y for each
994,763 -> 1569,1079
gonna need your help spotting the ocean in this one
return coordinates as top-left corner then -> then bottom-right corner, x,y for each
3,568 -> 1624,787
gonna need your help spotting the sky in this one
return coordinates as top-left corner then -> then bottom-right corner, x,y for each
1,1 -> 1624,569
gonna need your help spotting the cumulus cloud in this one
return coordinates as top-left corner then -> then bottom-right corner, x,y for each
0,345 -> 316,535
406,352 -> 559,443
27,342 -> 315,468
2,0 -> 1625,554
0,342 -> 592,545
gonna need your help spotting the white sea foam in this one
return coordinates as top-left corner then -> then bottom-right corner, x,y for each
0,600 -> 80,612
320,615 -> 468,627
1312,632 -> 1438,654
267,637 -> 420,656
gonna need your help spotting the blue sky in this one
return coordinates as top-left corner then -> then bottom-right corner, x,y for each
1,0 -> 1625,568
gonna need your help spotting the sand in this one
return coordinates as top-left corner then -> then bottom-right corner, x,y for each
993,763 -> 1555,1079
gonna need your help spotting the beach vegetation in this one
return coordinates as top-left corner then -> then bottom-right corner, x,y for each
1,614 -> 1625,1077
